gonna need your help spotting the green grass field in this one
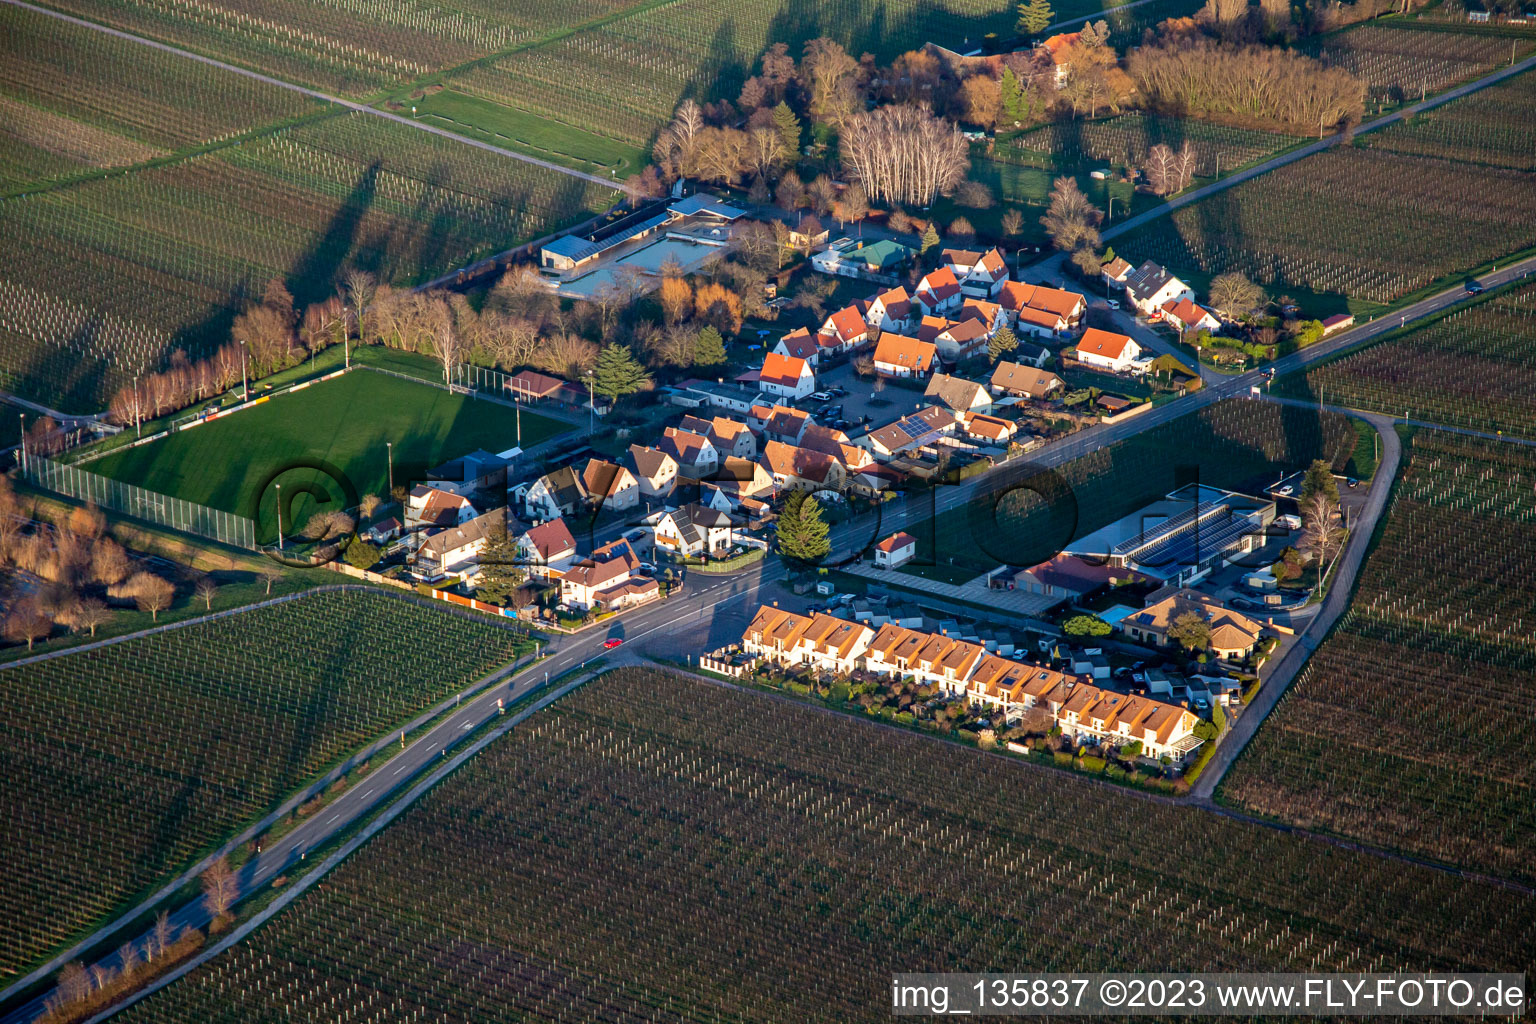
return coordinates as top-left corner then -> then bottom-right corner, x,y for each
88,368 -> 568,538
401,90 -> 646,177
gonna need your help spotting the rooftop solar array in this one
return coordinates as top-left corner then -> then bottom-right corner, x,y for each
1129,511 -> 1258,573
1111,500 -> 1224,558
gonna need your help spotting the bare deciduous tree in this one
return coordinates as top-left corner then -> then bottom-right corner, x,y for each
68,597 -> 112,638
839,104 -> 969,206
126,572 -> 174,621
202,855 -> 238,922
195,576 -> 218,611
4,598 -> 52,650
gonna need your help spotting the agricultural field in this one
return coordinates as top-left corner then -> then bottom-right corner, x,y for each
1363,63 -> 1536,170
457,0 -> 1148,149
1115,144 -> 1536,307
1222,431 -> 1536,883
1275,278 -> 1536,437
0,4 -> 323,191
1299,23 -> 1532,105
995,113 -> 1300,179
0,111 -> 620,413
114,667 -> 1534,1023
38,0 -> 655,96
906,398 -> 1357,578
86,363 -> 568,531
0,588 -> 532,987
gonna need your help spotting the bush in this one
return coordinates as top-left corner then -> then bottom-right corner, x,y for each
1062,614 -> 1111,637
1119,740 -> 1143,759
344,536 -> 380,570
1078,755 -> 1107,773
1193,720 -> 1219,742
829,681 -> 851,702
1053,751 -> 1073,766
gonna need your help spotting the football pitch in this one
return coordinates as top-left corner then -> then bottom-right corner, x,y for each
88,369 -> 569,537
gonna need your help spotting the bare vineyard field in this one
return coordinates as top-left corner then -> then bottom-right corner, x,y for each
458,0 -> 1149,148
0,589 -> 531,989
1276,279 -> 1536,437
995,113 -> 1300,178
0,111 -> 619,412
37,0 -> 653,96
0,3 -> 320,190
1117,146 -> 1536,305
1364,64 -> 1536,169
1300,23 -> 1533,103
1222,431 -> 1536,883
113,667 -> 1534,1024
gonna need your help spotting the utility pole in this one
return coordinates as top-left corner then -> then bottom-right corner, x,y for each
17,413 -> 25,473
133,374 -> 141,437
275,483 -> 284,550
240,340 -> 249,401
386,441 -> 394,496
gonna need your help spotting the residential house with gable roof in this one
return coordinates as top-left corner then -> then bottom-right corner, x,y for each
560,537 -> 656,612
924,373 -> 992,412
859,405 -> 959,460
997,281 -> 1085,333
872,334 -> 937,378
626,444 -> 678,501
759,405 -> 811,445
660,426 -> 719,478
580,458 -> 639,512
653,502 -> 746,557
915,266 -> 964,317
873,531 -> 917,568
516,517 -> 577,579
1038,31 -> 1082,85
405,484 -> 476,532
942,247 -> 1009,298
931,317 -> 990,365
1123,260 -> 1193,315
679,414 -> 755,459
761,440 -> 846,492
757,351 -> 815,400
817,305 -> 870,355
1101,256 -> 1133,289
865,285 -> 915,334
520,466 -> 586,521
415,507 -> 506,577
1122,589 -> 1267,661
798,423 -> 874,471
990,362 -> 1063,399
1160,298 -> 1221,334
772,327 -> 822,366
1074,328 -> 1143,373
740,606 -> 872,676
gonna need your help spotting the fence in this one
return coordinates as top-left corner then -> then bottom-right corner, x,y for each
20,455 -> 257,549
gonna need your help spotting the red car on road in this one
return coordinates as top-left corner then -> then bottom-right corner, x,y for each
602,638 -> 624,649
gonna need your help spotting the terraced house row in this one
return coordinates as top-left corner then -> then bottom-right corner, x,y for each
738,606 -> 1204,763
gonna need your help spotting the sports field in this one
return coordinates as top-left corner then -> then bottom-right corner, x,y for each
87,368 -> 568,536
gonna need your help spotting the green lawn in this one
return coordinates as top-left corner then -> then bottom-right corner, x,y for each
402,90 -> 645,177
88,368 -> 568,540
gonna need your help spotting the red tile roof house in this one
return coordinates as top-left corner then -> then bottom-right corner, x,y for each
960,411 -> 1017,444
1038,30 -> 1083,85
414,507 -> 507,578
914,266 -> 964,317
772,327 -> 822,366
560,538 -> 656,612
515,517 -> 578,579
405,484 -> 476,531
1074,328 -> 1143,373
1160,298 -> 1221,334
873,530 -> 918,568
660,426 -> 719,479
997,281 -> 1086,332
865,286 -> 914,333
942,247 -> 1009,298
817,305 -> 871,355
757,351 -> 816,401
872,334 -> 937,378
759,404 -> 811,444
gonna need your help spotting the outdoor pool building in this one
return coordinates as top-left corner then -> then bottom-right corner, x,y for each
1065,484 -> 1276,585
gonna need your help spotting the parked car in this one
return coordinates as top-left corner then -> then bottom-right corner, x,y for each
637,562 -> 656,575
602,638 -> 624,649
810,391 -> 833,401
1105,298 -> 1121,310
829,386 -> 849,397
